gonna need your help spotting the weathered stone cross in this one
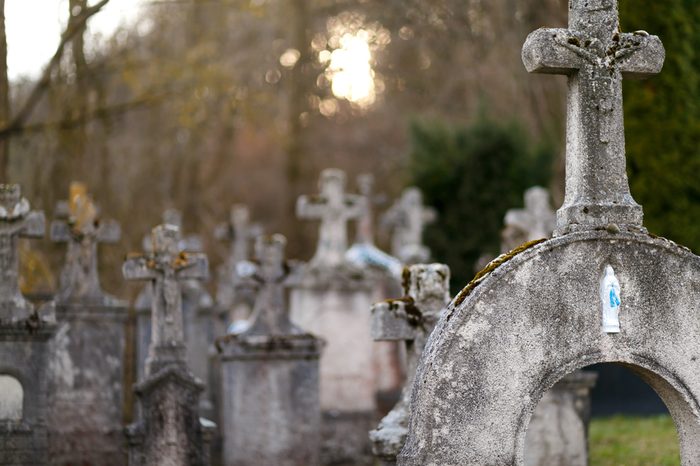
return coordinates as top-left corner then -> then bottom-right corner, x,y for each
383,187 -> 436,263
297,169 -> 363,268
236,234 -> 300,336
215,204 -> 262,267
522,0 -> 664,234
51,182 -> 121,303
502,186 -> 555,251
355,174 -> 377,245
123,224 -> 208,374
0,184 -> 45,321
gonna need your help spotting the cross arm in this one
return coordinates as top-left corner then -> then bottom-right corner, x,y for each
423,206 -> 437,224
296,195 -> 326,219
345,194 -> 366,219
176,253 -> 209,280
122,255 -> 157,281
522,28 -> 584,75
21,211 -> 45,238
617,33 -> 665,79
49,219 -> 71,242
371,300 -> 417,341
97,219 -> 121,243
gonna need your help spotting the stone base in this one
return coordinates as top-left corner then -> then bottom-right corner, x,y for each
321,410 -> 375,466
524,370 -> 598,466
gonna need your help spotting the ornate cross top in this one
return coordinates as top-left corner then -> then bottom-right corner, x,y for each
51,182 -> 121,302
123,224 -> 208,373
0,184 -> 45,321
382,188 -> 436,264
215,205 -> 263,266
297,169 -> 364,268
522,0 -> 664,234
236,234 -> 300,336
502,187 -> 555,252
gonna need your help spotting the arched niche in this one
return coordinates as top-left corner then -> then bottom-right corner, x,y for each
0,374 -> 23,421
399,231 -> 700,465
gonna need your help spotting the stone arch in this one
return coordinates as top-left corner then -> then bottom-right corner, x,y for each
399,231 -> 700,465
0,374 -> 24,421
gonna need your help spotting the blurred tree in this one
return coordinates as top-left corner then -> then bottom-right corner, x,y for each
0,0 -> 8,181
407,114 -> 553,291
621,0 -> 700,252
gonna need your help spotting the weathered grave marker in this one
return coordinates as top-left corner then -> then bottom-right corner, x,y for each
218,234 -> 323,465
47,182 -> 128,465
382,187 -> 436,265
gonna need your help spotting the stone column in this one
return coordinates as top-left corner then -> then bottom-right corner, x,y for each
290,169 -> 376,464
369,264 -> 450,465
47,183 -> 128,465
0,184 -> 57,466
218,235 -> 323,466
123,224 -> 214,466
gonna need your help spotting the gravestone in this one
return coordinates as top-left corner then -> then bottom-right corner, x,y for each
289,168 -> 376,464
501,185 -> 598,465
502,186 -> 556,252
214,204 -> 262,328
123,224 -> 214,466
381,187 -> 436,265
47,182 -> 128,465
0,184 -> 57,466
399,2 -> 691,464
218,234 -> 323,466
134,209 -> 215,417
369,264 -> 450,466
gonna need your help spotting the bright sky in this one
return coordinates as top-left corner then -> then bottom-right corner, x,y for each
6,0 -> 147,80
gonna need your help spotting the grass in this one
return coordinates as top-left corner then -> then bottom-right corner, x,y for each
589,415 -> 680,465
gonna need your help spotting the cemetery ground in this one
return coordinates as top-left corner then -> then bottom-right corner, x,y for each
589,415 -> 679,465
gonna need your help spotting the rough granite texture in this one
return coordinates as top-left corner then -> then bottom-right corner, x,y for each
399,231 -> 700,465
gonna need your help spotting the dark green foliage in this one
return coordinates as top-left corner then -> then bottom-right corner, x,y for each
621,0 -> 700,251
407,115 -> 553,291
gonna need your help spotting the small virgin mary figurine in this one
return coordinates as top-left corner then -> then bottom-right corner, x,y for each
601,265 -> 621,333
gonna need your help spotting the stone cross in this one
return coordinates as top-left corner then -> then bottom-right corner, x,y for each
215,204 -> 262,268
51,182 -> 120,303
501,186 -> 555,252
355,174 -> 378,245
142,208 -> 203,253
123,224 -> 208,375
236,234 -> 300,336
297,168 -> 364,268
0,184 -> 45,321
370,264 -> 451,462
382,187 -> 436,264
522,0 -> 665,234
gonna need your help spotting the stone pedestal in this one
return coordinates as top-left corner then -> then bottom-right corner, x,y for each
290,272 -> 376,465
525,371 -> 598,466
48,300 -> 127,465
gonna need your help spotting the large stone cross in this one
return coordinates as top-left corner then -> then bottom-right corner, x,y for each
215,204 -> 262,266
522,0 -> 664,234
123,224 -> 208,374
51,182 -> 121,302
383,187 -> 436,264
297,169 -> 364,268
236,234 -> 300,336
0,184 -> 45,321
502,186 -> 555,252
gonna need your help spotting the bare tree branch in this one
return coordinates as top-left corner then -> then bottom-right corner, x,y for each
0,0 -> 111,139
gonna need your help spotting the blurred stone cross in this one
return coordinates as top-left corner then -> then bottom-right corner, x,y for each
123,224 -> 208,375
355,174 -> 381,245
0,184 -> 45,321
51,182 -> 121,303
235,234 -> 300,336
522,0 -> 665,234
501,186 -> 555,252
382,187 -> 436,264
215,205 -> 263,267
297,168 -> 364,268
142,208 -> 203,253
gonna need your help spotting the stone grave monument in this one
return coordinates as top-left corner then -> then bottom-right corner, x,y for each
47,182 -> 128,465
381,187 -> 436,265
0,184 -> 56,466
502,186 -> 556,253
369,263 -> 450,466
134,209 -> 215,417
217,234 -> 323,466
123,224 -> 214,466
289,168 -> 376,464
397,2 -> 700,464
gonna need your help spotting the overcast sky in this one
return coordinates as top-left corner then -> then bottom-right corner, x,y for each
6,0 -> 147,80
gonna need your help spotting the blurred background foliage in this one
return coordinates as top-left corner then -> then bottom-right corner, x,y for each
0,0 -> 696,295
